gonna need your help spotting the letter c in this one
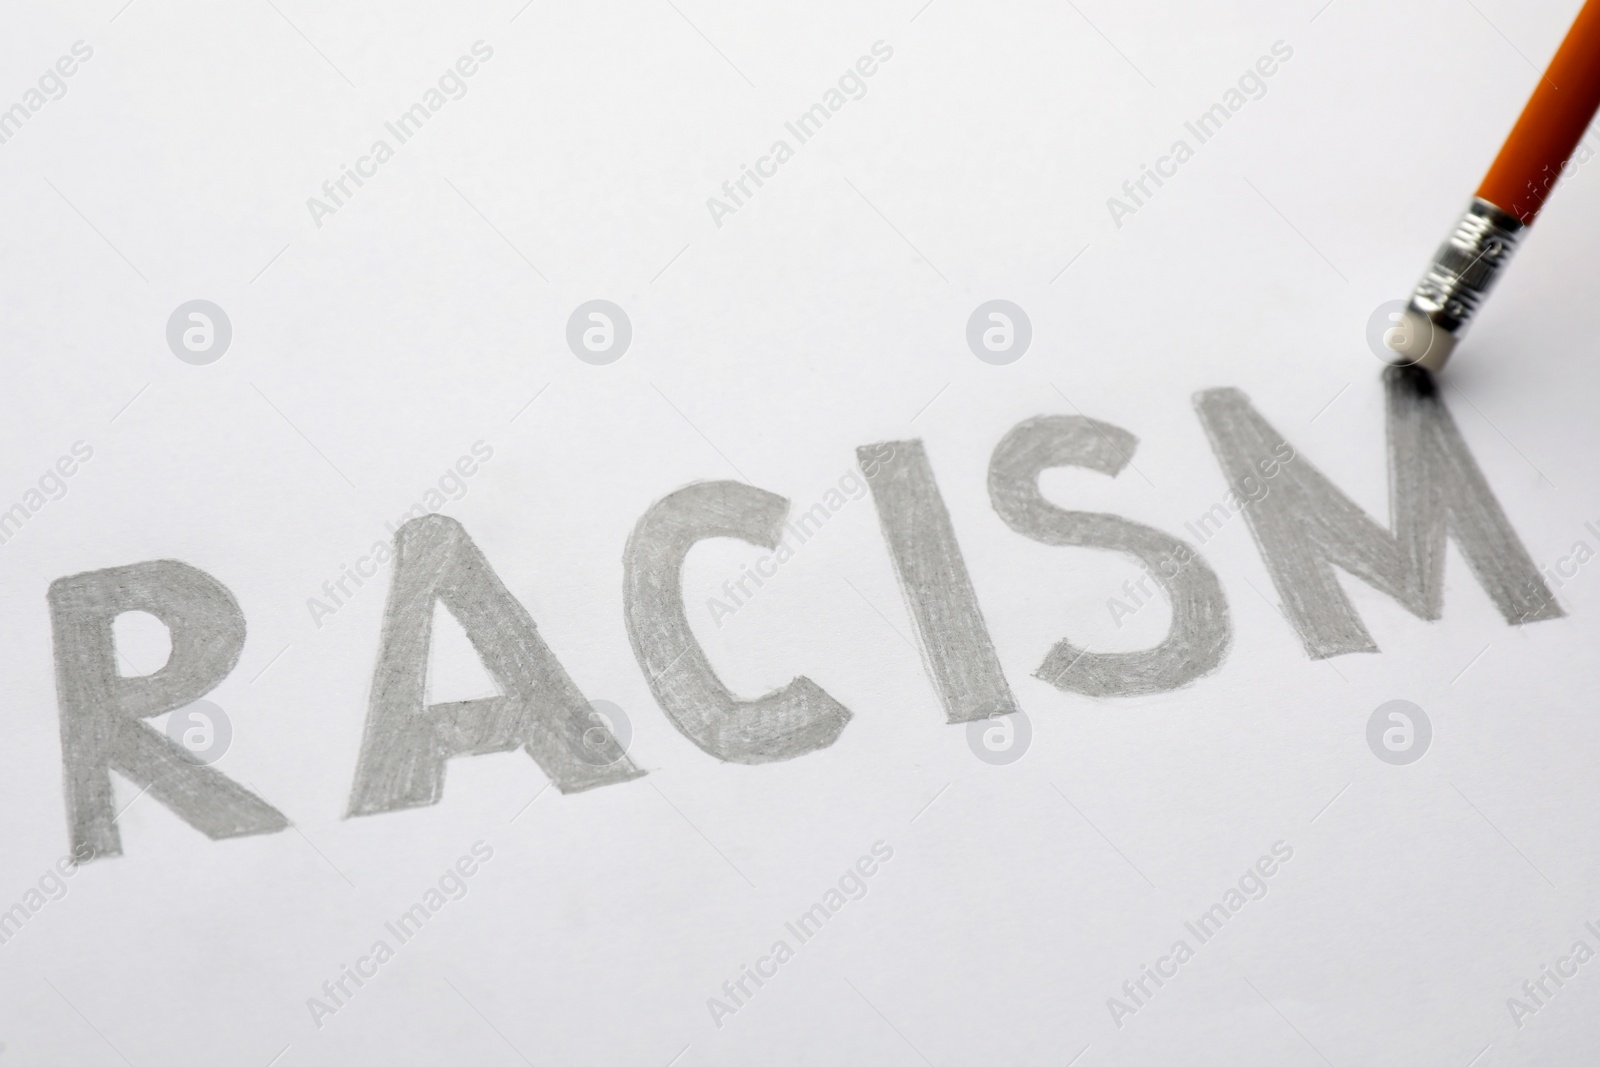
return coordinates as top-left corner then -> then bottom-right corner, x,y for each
754,955 -> 778,978
355,155 -> 378,178
1154,155 -> 1178,178
623,482 -> 852,763
754,555 -> 778,579
1154,955 -> 1178,978
1557,956 -> 1579,978
355,554 -> 378,578
755,154 -> 778,178
355,955 -> 378,978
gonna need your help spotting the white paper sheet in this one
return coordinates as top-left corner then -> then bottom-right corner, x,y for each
3,0 -> 1599,1063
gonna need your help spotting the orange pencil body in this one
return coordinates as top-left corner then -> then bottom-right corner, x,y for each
1392,0 -> 1600,371
1477,0 -> 1600,223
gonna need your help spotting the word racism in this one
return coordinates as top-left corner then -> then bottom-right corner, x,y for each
307,41 -> 495,228
43,370 -> 1563,860
707,40 -> 894,228
708,841 -> 894,1029
1108,40 -> 1293,228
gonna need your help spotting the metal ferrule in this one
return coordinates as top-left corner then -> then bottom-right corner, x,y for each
1406,197 -> 1525,337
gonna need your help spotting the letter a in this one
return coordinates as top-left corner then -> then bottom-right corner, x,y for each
347,515 -> 642,816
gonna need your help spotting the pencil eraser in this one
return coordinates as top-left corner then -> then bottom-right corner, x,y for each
1413,328 -> 1456,372
1381,307 -> 1455,371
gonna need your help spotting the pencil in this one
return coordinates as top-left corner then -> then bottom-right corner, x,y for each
1386,0 -> 1600,371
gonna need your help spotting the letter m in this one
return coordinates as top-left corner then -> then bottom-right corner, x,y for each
1193,368 -> 1561,659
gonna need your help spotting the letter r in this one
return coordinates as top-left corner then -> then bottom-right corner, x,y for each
47,560 -> 288,860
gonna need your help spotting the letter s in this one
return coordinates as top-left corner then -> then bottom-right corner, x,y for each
988,415 -> 1231,697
